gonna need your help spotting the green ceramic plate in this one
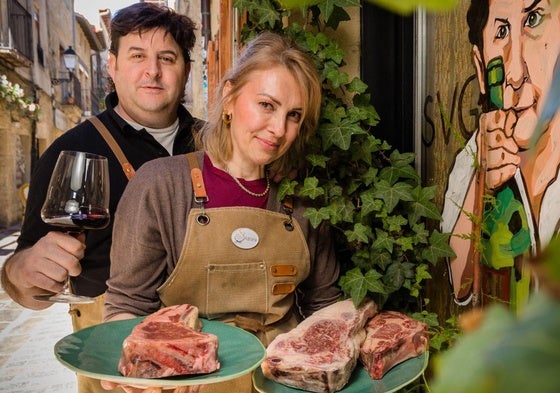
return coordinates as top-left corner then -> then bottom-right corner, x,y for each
54,317 -> 265,388
253,352 -> 429,393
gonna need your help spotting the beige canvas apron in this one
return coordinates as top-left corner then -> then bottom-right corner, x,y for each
157,156 -> 311,393
68,295 -> 123,393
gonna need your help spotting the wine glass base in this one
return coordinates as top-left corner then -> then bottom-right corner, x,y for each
33,292 -> 95,304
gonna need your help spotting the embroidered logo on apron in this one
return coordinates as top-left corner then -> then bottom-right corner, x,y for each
231,228 -> 259,249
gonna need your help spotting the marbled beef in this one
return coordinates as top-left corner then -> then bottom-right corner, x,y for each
261,298 -> 378,393
118,304 -> 220,378
359,311 -> 428,379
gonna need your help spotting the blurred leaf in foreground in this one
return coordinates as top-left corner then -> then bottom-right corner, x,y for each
279,0 -> 457,14
430,292 -> 560,393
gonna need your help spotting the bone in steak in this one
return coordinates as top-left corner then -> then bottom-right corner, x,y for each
261,298 -> 378,393
359,311 -> 428,379
118,304 -> 220,378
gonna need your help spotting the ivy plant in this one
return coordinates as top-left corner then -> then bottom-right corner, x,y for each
234,0 -> 455,312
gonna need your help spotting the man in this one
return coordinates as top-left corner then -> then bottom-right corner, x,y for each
1,2 -> 198,326
442,0 -> 560,306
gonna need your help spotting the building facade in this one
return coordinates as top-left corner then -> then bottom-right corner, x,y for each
0,0 -> 107,227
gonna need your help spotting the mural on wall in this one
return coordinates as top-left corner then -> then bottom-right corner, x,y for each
441,0 -> 560,308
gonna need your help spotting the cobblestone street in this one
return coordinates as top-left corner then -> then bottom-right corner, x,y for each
0,227 -> 77,392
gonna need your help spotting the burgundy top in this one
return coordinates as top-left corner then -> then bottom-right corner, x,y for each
202,154 -> 269,209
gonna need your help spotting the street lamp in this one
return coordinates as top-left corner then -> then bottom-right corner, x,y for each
51,46 -> 77,85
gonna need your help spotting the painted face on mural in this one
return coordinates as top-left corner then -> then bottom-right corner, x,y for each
479,0 -> 560,148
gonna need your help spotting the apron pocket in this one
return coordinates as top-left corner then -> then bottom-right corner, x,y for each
206,262 -> 267,315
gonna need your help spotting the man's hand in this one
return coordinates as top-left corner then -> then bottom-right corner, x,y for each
1,231 -> 85,309
478,109 -> 520,190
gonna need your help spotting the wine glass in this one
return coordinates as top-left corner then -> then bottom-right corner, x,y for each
34,150 -> 110,304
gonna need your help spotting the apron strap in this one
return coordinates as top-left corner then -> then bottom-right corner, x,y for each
186,153 -> 208,201
186,153 -> 210,225
88,117 -> 135,180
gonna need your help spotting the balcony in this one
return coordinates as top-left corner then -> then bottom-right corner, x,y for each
0,0 -> 33,67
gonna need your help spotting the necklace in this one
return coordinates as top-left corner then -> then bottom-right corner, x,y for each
225,167 -> 270,197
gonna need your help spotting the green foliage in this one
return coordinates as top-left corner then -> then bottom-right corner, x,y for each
430,292 -> 560,393
234,0 -> 454,311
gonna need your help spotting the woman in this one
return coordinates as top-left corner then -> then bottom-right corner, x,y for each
103,32 -> 341,392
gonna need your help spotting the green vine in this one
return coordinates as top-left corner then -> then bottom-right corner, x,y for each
0,74 -> 40,119
235,0 -> 455,315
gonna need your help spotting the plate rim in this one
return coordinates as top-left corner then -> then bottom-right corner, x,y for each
252,351 -> 429,393
54,317 -> 266,388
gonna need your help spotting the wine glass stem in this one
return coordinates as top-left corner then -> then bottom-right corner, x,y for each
63,230 -> 83,296
61,277 -> 72,295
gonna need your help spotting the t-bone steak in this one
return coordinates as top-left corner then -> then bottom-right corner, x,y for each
261,298 -> 378,393
118,304 -> 220,378
359,311 -> 428,379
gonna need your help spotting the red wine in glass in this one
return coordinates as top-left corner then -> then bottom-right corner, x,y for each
34,151 -> 110,304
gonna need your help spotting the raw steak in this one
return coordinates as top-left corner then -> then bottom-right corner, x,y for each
261,298 -> 378,393
118,304 -> 220,378
359,311 -> 428,379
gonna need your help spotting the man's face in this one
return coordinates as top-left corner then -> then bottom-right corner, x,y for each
108,28 -> 189,128
481,0 -> 560,148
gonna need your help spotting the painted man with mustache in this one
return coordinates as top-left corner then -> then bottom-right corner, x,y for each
442,0 -> 560,306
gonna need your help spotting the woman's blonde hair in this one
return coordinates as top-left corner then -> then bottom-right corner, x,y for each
197,31 -> 322,177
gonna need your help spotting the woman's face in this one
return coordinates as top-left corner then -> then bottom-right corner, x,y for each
224,66 -> 303,171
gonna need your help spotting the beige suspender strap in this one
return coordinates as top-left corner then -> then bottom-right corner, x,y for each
88,116 -> 135,180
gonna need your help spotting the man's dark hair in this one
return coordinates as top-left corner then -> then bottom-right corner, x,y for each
110,2 -> 196,64
466,0 -> 489,50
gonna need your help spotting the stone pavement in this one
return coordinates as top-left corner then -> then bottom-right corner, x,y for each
0,227 -> 77,392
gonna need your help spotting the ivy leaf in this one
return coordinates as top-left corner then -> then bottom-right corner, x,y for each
347,77 -> 368,94
299,177 -> 325,199
396,235 -> 415,252
371,250 -> 393,270
319,120 -> 365,150
277,178 -> 297,201
360,188 -> 383,216
323,5 -> 351,30
235,0 -> 281,28
373,229 -> 394,253
303,206 -> 330,228
373,180 -> 414,213
412,222 -> 430,244
322,102 -> 346,124
384,261 -> 407,291
317,0 -> 358,25
390,149 -> 416,165
411,310 -> 441,327
318,122 -> 348,150
385,214 -> 408,233
353,93 -> 381,126
324,197 -> 355,224
326,68 -> 349,89
339,267 -> 368,305
345,222 -> 373,244
364,268 -> 386,294
351,135 -> 383,165
306,32 -> 331,53
422,230 -> 456,264
306,154 -> 330,168
407,185 -> 442,225
362,167 -> 379,186
379,164 -> 420,184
